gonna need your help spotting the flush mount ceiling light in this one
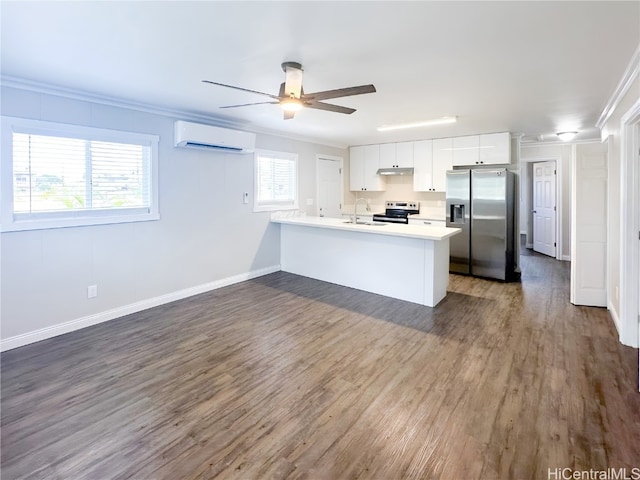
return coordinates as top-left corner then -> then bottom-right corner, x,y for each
557,131 -> 578,141
377,116 -> 457,132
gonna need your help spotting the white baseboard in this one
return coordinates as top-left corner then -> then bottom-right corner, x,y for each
608,300 -> 622,339
525,243 -> 533,249
1,265 -> 281,352
562,255 -> 571,261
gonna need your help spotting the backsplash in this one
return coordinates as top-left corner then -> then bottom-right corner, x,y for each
345,175 -> 446,219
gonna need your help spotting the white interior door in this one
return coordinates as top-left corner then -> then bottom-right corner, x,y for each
317,156 -> 343,218
571,143 -> 607,307
532,161 -> 557,257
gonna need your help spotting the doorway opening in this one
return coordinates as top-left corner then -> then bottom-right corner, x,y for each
519,154 -> 564,261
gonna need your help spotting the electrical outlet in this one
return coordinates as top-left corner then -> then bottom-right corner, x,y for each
87,285 -> 98,299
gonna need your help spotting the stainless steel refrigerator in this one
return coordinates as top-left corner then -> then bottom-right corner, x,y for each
446,169 -> 516,281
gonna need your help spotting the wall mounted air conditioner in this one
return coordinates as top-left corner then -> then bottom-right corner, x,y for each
174,121 -> 256,153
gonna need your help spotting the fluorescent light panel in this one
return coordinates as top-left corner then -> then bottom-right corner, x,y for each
377,116 -> 457,132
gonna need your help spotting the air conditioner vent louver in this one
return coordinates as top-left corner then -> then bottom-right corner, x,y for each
174,121 -> 256,153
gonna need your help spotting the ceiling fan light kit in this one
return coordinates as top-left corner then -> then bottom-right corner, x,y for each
377,116 -> 457,132
203,61 -> 376,120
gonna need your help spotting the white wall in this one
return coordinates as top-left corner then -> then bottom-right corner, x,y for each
520,143 -> 573,260
600,73 -> 639,346
0,86 -> 347,349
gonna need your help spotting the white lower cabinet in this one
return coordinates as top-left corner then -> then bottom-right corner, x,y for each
409,219 -> 446,227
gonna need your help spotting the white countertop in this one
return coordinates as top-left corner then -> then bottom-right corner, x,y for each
271,216 -> 460,241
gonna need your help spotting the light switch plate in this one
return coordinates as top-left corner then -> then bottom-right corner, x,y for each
243,192 -> 249,204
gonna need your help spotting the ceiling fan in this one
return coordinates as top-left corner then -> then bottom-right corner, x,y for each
202,61 -> 376,120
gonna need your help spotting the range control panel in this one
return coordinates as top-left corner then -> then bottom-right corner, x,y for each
385,201 -> 420,210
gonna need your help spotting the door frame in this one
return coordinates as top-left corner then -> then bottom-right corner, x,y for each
520,155 -> 564,261
315,154 -> 344,217
619,98 -> 640,348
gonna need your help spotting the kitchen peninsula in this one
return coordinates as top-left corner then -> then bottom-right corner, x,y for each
271,216 -> 461,307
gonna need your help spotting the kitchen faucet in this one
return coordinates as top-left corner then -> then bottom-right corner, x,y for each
353,194 -> 371,224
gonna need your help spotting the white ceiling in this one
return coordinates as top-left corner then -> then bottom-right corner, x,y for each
1,1 -> 639,147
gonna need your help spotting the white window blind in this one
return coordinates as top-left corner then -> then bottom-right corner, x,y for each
2,116 -> 159,231
254,150 -> 298,211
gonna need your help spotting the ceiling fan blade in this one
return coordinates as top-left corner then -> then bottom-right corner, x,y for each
302,84 -> 376,101
220,101 -> 279,109
202,80 -> 279,99
284,110 -> 296,120
305,101 -> 356,115
284,65 -> 303,99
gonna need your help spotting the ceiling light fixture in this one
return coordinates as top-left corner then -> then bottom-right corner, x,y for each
556,131 -> 578,141
377,116 -> 457,132
281,98 -> 303,112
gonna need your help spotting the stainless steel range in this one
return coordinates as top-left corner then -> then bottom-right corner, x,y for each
372,201 -> 420,224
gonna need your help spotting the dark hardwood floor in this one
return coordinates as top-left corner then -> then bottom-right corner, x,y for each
2,253 -> 639,479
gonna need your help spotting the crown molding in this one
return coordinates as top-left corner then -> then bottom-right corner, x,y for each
0,76 -> 349,150
596,44 -> 640,129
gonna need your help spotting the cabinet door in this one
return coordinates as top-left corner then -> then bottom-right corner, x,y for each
379,143 -> 396,168
363,144 -> 384,191
452,135 -> 480,166
479,132 -> 511,165
408,219 -> 446,227
349,146 -> 365,191
413,140 -> 433,191
432,139 -> 453,192
396,142 -> 414,168
433,137 -> 453,191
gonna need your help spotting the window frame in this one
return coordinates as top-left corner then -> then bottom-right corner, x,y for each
1,116 -> 160,232
253,149 -> 299,212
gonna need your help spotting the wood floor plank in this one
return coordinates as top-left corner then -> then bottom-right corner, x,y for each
2,252 -> 639,479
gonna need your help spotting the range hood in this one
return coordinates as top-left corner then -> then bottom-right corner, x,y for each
376,167 -> 414,176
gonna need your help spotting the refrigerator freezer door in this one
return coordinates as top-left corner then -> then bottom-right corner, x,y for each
471,169 -> 511,280
446,170 -> 471,274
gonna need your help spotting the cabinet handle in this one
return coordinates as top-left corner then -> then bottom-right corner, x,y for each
424,221 -> 432,225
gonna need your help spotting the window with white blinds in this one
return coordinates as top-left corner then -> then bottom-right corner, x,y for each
1,117 -> 159,231
254,150 -> 298,212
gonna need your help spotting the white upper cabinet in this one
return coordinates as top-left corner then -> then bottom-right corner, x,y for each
451,132 -> 511,166
431,138 -> 453,191
395,142 -> 414,168
379,142 -> 413,168
379,143 -> 397,168
413,140 -> 434,192
479,132 -> 511,165
349,145 -> 385,191
414,139 -> 452,192
451,135 -> 480,166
